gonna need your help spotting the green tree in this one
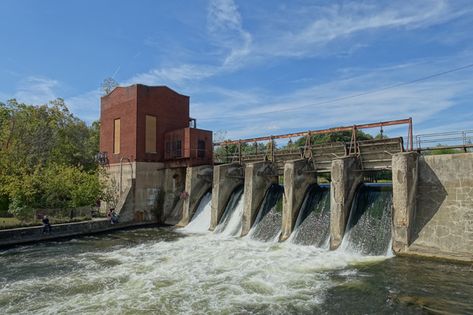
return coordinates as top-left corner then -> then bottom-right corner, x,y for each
294,130 -> 373,147
0,99 -> 105,220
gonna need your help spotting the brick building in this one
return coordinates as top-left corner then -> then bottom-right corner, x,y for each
100,84 -> 212,167
99,84 -> 213,223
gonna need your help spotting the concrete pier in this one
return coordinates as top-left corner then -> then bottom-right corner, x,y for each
280,159 -> 317,241
177,165 -> 213,227
409,153 -> 473,261
392,152 -> 418,253
210,163 -> 244,230
160,167 -> 187,225
329,157 -> 362,250
241,161 -> 279,236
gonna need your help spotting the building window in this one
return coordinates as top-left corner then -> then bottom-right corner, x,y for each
198,140 -> 205,158
165,141 -> 171,158
145,115 -> 157,153
173,140 -> 182,158
113,118 -> 120,154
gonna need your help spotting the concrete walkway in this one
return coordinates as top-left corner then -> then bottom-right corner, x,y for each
0,218 -> 159,248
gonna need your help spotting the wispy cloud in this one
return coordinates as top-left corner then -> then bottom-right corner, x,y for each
127,64 -> 218,87
207,0 -> 252,66
126,0 -> 252,87
66,89 -> 102,123
13,76 -> 59,105
257,0 -> 467,57
195,58 -> 473,139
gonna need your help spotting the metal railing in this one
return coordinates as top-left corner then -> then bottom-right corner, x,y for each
415,130 -> 473,150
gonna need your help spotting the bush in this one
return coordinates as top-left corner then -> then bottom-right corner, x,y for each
2,164 -> 104,221
0,195 -> 9,216
8,198 -> 34,222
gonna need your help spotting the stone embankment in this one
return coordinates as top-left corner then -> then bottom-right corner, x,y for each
0,219 -> 157,248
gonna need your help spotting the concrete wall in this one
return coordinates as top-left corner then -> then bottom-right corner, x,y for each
159,167 -> 187,225
134,162 -> 166,221
0,219 -> 157,248
101,162 -> 166,222
280,159 -> 317,241
330,157 -> 362,249
115,181 -> 135,222
241,161 -> 278,236
178,165 -> 213,227
102,162 -> 188,224
392,152 -> 419,253
210,163 -> 243,230
408,153 -> 473,261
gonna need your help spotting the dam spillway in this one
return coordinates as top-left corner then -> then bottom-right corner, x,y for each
180,192 -> 212,234
214,186 -> 244,236
341,183 -> 393,256
249,184 -> 284,242
290,184 -> 331,247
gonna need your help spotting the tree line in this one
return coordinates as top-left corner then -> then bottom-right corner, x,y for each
0,98 -> 106,221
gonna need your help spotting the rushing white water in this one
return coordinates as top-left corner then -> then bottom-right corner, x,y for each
214,191 -> 244,237
180,192 -> 212,233
0,229 -> 387,314
249,184 -> 283,242
340,184 -> 392,256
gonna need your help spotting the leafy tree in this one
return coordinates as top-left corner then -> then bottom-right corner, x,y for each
8,198 -> 34,222
294,130 -> 373,147
427,147 -> 463,155
214,141 -> 268,163
0,99 -> 106,220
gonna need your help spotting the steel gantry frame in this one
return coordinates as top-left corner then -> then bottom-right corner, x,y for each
214,118 -> 413,165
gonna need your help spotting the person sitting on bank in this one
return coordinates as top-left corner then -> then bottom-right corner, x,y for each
108,208 -> 119,224
42,215 -> 52,234
111,209 -> 119,224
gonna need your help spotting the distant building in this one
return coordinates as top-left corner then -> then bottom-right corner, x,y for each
100,84 -> 212,167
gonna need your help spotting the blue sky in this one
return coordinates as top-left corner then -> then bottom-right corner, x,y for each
1,0 -> 472,141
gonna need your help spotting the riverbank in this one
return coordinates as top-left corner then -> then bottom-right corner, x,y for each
0,218 -> 159,248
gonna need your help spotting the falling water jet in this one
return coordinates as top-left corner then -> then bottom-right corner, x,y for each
180,191 -> 212,233
249,184 -> 284,242
290,184 -> 330,247
214,186 -> 245,236
341,183 -> 393,256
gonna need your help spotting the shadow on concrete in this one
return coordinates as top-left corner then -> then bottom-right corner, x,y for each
411,159 -> 447,245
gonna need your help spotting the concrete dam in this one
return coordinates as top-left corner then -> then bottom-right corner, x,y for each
172,148 -> 472,261
3,84 -> 473,314
112,137 -> 473,262
99,85 -> 473,263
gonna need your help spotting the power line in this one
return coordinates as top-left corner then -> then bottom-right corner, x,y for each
199,62 -> 473,121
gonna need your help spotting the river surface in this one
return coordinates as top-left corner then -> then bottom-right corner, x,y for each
1,228 -> 472,314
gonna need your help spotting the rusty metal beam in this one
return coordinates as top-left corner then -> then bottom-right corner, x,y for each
214,117 -> 413,150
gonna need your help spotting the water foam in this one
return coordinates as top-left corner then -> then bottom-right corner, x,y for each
214,188 -> 245,237
0,229 -> 386,314
180,192 -> 212,234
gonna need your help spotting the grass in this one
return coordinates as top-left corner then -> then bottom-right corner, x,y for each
0,216 -> 93,230
0,217 -> 22,229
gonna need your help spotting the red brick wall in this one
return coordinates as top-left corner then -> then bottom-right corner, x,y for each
100,86 -> 137,164
100,84 -> 211,166
136,85 -> 189,162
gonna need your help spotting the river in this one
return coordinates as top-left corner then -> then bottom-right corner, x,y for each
1,228 -> 472,314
